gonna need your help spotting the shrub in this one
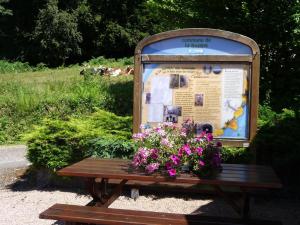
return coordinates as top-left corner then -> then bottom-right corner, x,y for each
0,60 -> 34,74
86,138 -> 134,159
24,109 -> 133,171
86,56 -> 133,67
221,147 -> 253,164
252,107 -> 300,185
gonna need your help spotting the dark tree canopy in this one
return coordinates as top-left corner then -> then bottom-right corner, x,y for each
0,0 -> 299,111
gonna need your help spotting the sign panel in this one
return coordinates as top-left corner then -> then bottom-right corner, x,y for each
142,36 -> 252,55
141,63 -> 250,139
134,29 -> 260,147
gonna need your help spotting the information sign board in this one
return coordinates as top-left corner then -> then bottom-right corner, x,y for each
133,29 -> 260,147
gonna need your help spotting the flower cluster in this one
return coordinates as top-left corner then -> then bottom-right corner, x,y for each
132,121 -> 222,177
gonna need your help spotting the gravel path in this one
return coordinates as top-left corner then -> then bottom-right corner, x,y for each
0,145 -> 29,169
1,185 -> 300,225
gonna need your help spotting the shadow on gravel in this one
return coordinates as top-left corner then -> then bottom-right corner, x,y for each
6,166 -> 87,196
52,221 -> 64,225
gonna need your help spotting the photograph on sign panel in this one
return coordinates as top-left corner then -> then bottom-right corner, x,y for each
213,65 -> 222,75
203,65 -> 212,74
163,105 -> 182,123
179,75 -> 188,88
145,93 -> 151,104
195,93 -> 204,106
195,123 -> 213,135
170,74 -> 180,88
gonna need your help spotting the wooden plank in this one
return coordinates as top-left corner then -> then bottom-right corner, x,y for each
67,163 -> 278,178
61,166 -> 279,185
57,159 -> 282,189
59,170 -> 281,189
40,204 -> 282,225
141,55 -> 253,62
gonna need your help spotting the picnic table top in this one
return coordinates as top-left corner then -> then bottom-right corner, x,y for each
57,157 -> 282,189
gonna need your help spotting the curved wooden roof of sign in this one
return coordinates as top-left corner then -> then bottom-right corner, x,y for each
135,28 -> 259,56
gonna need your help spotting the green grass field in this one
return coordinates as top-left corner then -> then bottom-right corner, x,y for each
0,58 -> 133,144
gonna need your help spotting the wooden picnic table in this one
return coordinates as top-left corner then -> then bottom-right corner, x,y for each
57,157 -> 282,220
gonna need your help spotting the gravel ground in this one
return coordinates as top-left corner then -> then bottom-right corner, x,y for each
0,169 -> 300,225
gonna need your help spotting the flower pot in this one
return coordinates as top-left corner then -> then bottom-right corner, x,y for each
181,163 -> 191,173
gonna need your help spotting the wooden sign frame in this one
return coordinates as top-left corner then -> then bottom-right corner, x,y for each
133,28 -> 260,147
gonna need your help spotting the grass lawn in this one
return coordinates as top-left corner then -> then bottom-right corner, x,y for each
0,58 -> 134,144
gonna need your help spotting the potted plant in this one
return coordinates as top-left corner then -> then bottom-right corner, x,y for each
131,120 -> 222,177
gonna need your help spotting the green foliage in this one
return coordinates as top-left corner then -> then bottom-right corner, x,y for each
148,0 -> 300,112
31,0 -> 82,66
0,0 -> 12,16
86,56 -> 133,67
252,106 -> 300,185
24,109 -> 133,171
0,60 -> 44,73
0,0 -> 158,66
221,147 -> 253,164
0,62 -> 133,144
86,138 -> 134,159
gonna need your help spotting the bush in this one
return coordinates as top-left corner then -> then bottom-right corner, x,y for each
86,138 -> 134,159
221,147 -> 253,164
86,56 -> 133,67
252,106 -> 300,185
24,109 -> 133,171
0,60 -> 34,74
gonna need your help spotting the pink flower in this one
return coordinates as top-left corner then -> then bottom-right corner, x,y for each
162,122 -> 175,128
206,133 -> 213,141
170,155 -> 180,165
161,138 -> 172,147
212,153 -> 221,167
132,133 -> 145,141
150,148 -> 159,159
178,148 -> 183,157
131,147 -> 150,167
199,131 -> 206,137
216,141 -> 222,147
180,131 -> 187,137
165,162 -> 172,170
196,147 -> 203,156
145,163 -> 160,174
199,160 -> 205,167
154,127 -> 166,136
183,144 -> 191,155
144,128 -> 152,135
168,168 -> 176,176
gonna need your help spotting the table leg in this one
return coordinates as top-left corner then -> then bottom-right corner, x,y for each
86,178 -> 102,203
85,178 -> 127,207
212,185 -> 251,220
241,188 -> 250,220
213,185 -> 241,215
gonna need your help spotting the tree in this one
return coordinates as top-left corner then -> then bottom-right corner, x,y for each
147,0 -> 300,112
31,0 -> 82,66
0,0 -> 12,16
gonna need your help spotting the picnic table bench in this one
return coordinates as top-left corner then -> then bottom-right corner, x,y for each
40,157 -> 282,225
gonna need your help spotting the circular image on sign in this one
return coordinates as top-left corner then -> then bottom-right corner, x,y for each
203,65 -> 212,74
212,65 -> 222,74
